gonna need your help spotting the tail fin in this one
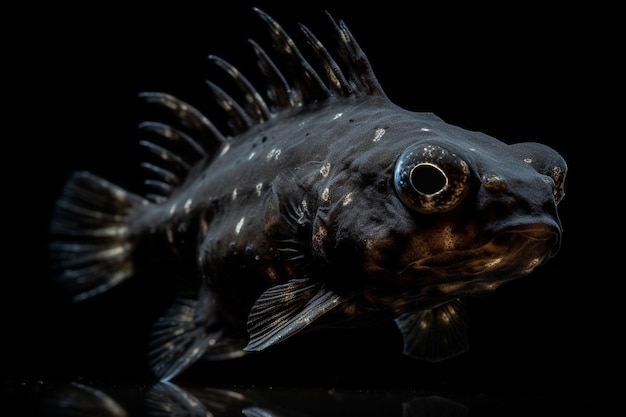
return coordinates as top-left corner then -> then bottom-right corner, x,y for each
49,171 -> 150,301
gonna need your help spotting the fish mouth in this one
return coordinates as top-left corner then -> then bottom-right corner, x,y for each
402,223 -> 561,293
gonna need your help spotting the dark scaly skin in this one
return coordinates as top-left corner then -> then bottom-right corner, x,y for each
128,96 -> 562,336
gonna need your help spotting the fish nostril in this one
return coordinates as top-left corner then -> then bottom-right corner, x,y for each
482,174 -> 508,193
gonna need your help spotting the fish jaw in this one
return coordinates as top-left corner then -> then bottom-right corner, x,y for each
406,223 -> 560,292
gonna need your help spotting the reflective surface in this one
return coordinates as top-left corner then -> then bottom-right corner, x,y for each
4,378 -> 618,417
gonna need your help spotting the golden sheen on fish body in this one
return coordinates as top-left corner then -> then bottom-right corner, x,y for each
49,8 -> 567,381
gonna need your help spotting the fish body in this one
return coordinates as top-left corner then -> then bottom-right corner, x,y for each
49,9 -> 567,380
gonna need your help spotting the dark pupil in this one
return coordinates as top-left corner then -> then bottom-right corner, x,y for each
411,164 -> 446,195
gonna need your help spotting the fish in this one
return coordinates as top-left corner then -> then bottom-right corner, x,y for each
48,8 -> 567,381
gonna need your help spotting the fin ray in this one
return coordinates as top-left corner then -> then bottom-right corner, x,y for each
209,55 -> 271,123
49,171 -> 150,301
205,80 -> 253,134
139,92 -> 226,151
148,290 -> 222,381
395,300 -> 469,362
253,8 -> 330,104
327,13 -> 384,96
139,121 -> 207,158
249,39 -> 293,109
299,23 -> 352,96
139,140 -> 192,173
245,279 -> 342,351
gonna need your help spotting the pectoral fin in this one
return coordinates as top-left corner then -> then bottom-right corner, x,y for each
244,279 -> 342,352
395,299 -> 469,362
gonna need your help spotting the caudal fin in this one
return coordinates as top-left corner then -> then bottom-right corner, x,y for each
48,171 -> 150,301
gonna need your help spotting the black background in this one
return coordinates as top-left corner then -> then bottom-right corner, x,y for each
7,0 -> 622,399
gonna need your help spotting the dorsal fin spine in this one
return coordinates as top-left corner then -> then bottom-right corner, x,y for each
248,39 -> 294,109
139,122 -> 207,159
208,55 -> 271,122
298,23 -> 352,96
139,92 -> 226,152
144,180 -> 172,195
139,140 -> 192,173
331,16 -> 384,96
140,162 -> 180,185
204,80 -> 253,134
253,8 -> 330,104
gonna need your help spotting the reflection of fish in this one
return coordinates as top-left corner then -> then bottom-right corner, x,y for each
36,382 -> 128,417
49,8 -> 567,380
24,379 -> 467,417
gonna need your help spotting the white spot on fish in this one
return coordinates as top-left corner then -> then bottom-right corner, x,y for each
267,148 -> 281,161
200,218 -> 209,235
373,128 -> 386,142
484,258 -> 502,269
248,152 -> 256,160
321,187 -> 330,201
439,312 -> 450,324
184,198 -> 192,213
420,128 -> 431,132
481,282 -> 500,291
219,143 -> 230,157
342,192 -> 354,206
256,183 -> 263,196
235,217 -> 245,234
301,199 -> 308,213
320,162 -> 331,177
524,257 -> 541,273
232,188 -> 238,200
524,158 -> 533,164
332,112 -> 343,120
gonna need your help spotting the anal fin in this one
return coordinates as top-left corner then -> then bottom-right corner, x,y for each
394,299 -> 469,362
148,287 -> 225,381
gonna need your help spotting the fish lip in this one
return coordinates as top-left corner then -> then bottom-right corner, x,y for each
493,223 -> 562,257
402,223 -> 561,276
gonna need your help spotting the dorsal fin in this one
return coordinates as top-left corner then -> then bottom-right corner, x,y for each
204,80 -> 254,134
249,7 -> 386,106
248,38 -> 294,109
135,8 -> 386,202
253,8 -> 331,106
208,55 -> 272,123
324,11 -> 384,96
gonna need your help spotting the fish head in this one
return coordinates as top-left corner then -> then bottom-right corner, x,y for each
314,114 -> 567,312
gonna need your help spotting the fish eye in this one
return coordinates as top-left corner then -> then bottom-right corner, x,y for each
394,143 -> 470,214
410,163 -> 447,195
